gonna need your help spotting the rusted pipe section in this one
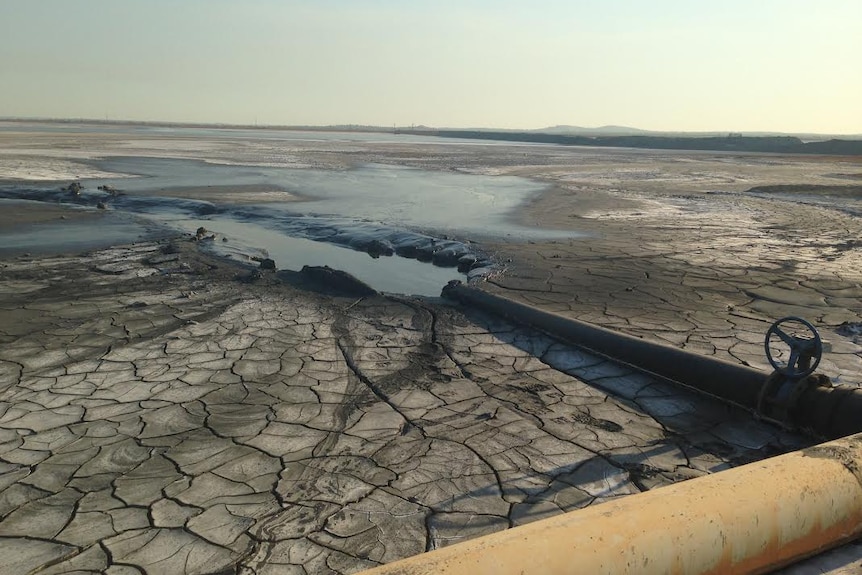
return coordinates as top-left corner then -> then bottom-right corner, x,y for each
441,282 -> 862,439
359,433 -> 862,575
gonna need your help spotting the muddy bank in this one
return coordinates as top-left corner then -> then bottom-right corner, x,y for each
0,183 -> 495,279
137,183 -> 302,204
0,198 -> 168,256
0,199 -> 100,228
746,184 -> 862,197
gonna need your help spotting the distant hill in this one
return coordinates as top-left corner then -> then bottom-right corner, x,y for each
535,125 -> 654,136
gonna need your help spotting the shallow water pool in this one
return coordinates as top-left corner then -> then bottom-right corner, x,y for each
3,148 -> 581,295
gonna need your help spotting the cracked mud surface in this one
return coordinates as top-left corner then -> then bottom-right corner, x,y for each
0,241 -> 812,574
1,129 -> 861,572
482,153 -> 862,385
3,128 -> 859,381
485,196 -> 862,382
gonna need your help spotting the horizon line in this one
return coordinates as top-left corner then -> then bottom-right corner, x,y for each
2,116 -> 861,139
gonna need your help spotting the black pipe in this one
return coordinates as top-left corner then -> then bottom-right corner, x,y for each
442,282 -> 862,440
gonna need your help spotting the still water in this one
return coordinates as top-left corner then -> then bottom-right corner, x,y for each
1,128 -> 581,296
87,157 -> 552,238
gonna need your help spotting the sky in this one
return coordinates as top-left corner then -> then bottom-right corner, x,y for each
1,0 -> 861,134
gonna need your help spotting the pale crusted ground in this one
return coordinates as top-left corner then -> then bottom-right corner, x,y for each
486,188 -> 862,380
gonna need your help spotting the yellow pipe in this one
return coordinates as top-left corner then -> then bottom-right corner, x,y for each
359,434 -> 862,575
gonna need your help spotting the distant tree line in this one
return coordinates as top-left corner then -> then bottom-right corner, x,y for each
406,130 -> 862,155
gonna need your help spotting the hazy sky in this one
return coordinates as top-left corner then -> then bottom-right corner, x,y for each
2,0 -> 861,133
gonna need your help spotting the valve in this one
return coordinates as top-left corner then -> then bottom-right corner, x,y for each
764,316 -> 822,378
758,316 -> 827,428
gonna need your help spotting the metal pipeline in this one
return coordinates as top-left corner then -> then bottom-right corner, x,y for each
358,432 -> 862,575
441,283 -> 862,439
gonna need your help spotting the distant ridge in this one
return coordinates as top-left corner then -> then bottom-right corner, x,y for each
536,125 -> 654,136
2,118 -> 861,154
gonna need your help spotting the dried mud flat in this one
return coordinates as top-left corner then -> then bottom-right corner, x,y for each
0,238 -> 813,574
487,153 -> 862,382
1,129 -> 862,573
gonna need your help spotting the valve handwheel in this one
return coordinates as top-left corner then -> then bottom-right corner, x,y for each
764,316 -> 822,378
